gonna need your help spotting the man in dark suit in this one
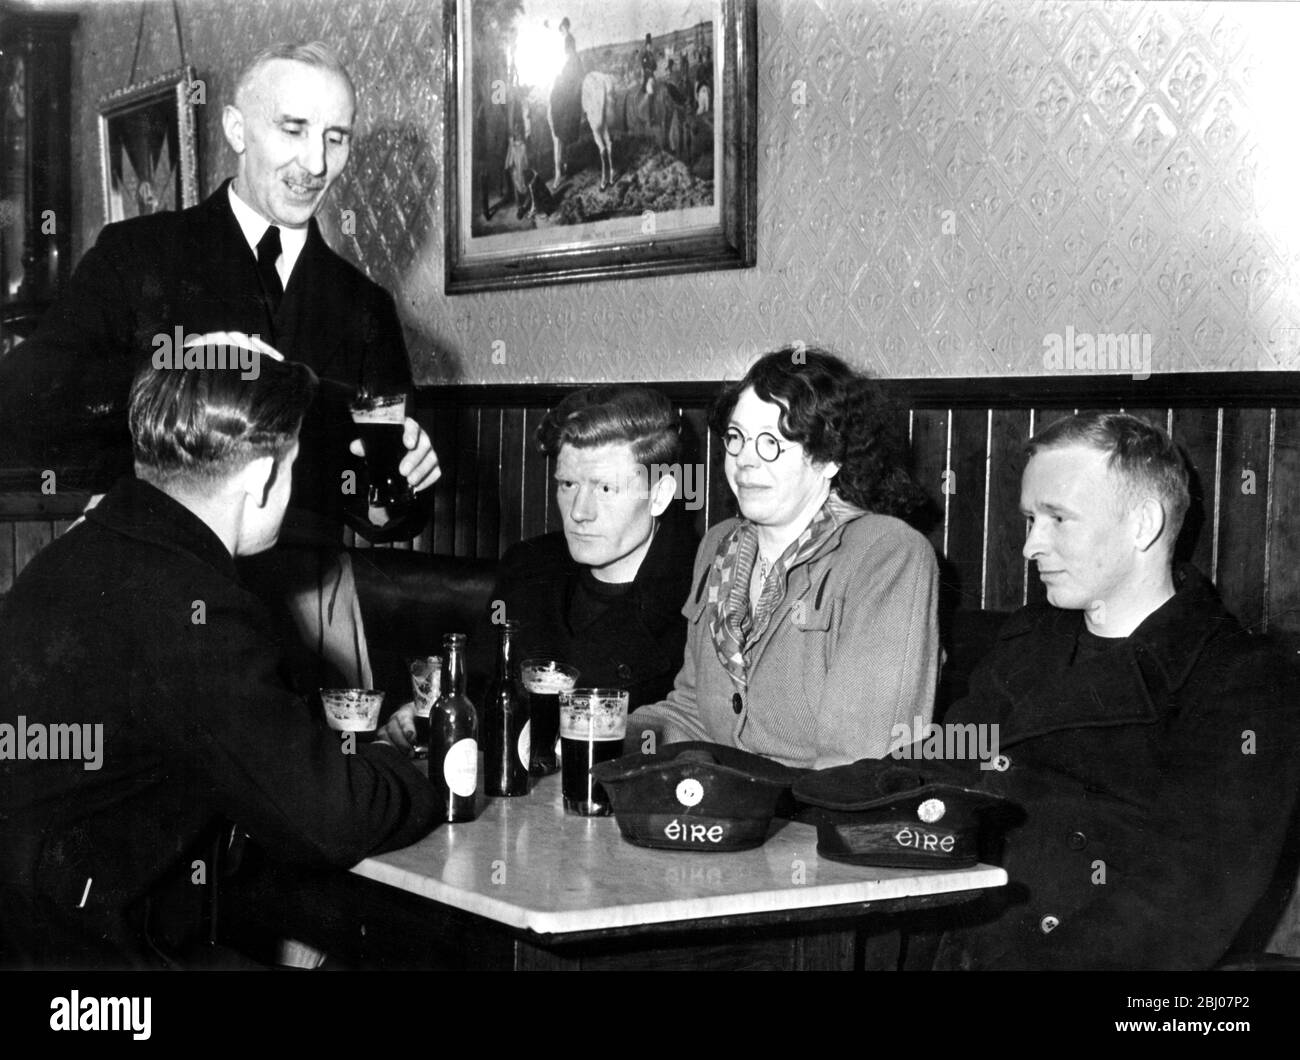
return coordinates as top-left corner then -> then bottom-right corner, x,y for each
918,412 -> 1300,969
0,348 -> 438,969
0,41 -> 437,529
0,41 -> 440,690
382,387 -> 699,761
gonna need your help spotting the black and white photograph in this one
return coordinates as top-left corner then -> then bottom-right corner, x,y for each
1,0 -> 1300,1032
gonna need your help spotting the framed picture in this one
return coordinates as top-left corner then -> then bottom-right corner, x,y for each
98,66 -> 200,224
444,0 -> 756,293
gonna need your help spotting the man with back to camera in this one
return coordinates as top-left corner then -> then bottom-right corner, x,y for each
383,386 -> 700,753
913,412 -> 1300,969
0,346 -> 438,969
0,40 -> 439,689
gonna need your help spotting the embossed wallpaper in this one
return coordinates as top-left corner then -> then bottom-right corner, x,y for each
61,0 -> 1300,382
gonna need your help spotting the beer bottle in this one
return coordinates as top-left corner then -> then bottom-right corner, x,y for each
483,619 -> 529,797
431,633 -> 478,822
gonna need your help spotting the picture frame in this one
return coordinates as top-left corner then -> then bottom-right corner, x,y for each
443,0 -> 756,293
98,65 -> 200,224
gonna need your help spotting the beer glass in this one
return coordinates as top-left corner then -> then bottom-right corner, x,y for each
408,656 -> 441,758
349,392 -> 413,509
520,659 -> 579,776
559,688 -> 628,816
321,688 -> 385,742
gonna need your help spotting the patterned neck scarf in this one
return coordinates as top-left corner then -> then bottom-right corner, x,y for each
707,492 -> 863,692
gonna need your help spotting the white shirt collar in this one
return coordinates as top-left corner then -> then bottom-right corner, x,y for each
227,181 -> 309,287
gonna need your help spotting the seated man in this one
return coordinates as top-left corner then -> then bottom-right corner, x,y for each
0,348 -> 438,969
923,412 -> 1300,970
383,386 -> 699,749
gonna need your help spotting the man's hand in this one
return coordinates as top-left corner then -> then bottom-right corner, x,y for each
349,417 -> 441,493
380,702 -> 419,755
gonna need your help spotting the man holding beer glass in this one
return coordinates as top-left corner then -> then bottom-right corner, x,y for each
0,41 -> 440,690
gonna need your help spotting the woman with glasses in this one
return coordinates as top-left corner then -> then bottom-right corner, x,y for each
632,346 -> 939,768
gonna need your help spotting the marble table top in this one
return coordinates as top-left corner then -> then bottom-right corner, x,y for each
354,771 -> 1007,937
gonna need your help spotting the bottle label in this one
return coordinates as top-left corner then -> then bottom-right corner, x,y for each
517,720 -> 531,771
443,738 -> 477,797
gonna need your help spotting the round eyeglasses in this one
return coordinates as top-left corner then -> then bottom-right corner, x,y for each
722,427 -> 791,462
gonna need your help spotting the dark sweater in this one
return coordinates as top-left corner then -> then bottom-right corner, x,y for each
485,510 -> 699,710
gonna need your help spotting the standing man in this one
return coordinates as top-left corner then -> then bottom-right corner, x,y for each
918,412 -> 1300,969
0,41 -> 440,686
0,351 -> 438,969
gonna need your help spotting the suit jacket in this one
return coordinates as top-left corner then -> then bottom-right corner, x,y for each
0,181 -> 417,539
486,510 -> 699,710
0,476 -> 439,968
931,565 -> 1300,970
634,508 -> 939,769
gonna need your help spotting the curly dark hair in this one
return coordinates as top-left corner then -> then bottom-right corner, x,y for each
708,345 -> 928,520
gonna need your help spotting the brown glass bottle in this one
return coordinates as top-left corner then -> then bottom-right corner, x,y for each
431,633 -> 478,822
483,620 -> 529,797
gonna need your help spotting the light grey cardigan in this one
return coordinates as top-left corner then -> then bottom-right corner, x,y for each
631,510 -> 939,769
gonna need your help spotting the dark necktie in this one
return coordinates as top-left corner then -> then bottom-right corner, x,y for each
256,225 -> 284,315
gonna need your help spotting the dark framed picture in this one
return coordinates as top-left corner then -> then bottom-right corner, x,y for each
98,66 -> 200,224
444,0 -> 756,293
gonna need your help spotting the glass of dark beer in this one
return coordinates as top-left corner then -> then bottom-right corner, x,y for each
349,391 -> 414,509
520,659 -> 579,776
408,655 -> 441,758
559,688 -> 628,816
321,688 -> 385,743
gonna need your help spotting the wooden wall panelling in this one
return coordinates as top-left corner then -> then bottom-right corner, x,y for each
498,409 -> 526,554
1216,408 -> 1273,632
543,435 -> 563,537
945,408 -> 990,612
13,522 -> 53,579
1266,408 -> 1300,633
453,407 -> 480,557
430,404 -> 460,556
476,408 -> 502,559
909,409 -> 949,561
521,408 -> 551,541
0,522 -> 14,595
983,410 -> 1031,611
678,407 -> 711,539
1169,407 -> 1222,580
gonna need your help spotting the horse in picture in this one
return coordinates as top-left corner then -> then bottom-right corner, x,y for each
548,70 -> 619,191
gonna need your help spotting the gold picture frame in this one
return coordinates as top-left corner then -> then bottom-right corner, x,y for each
98,65 -> 200,224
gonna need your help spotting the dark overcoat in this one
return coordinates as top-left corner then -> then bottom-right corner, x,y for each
0,180 -> 411,534
0,478 -> 438,967
487,511 -> 699,711
932,565 -> 1300,970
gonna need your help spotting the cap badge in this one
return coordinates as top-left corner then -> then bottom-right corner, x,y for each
676,778 -> 705,807
917,798 -> 946,823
